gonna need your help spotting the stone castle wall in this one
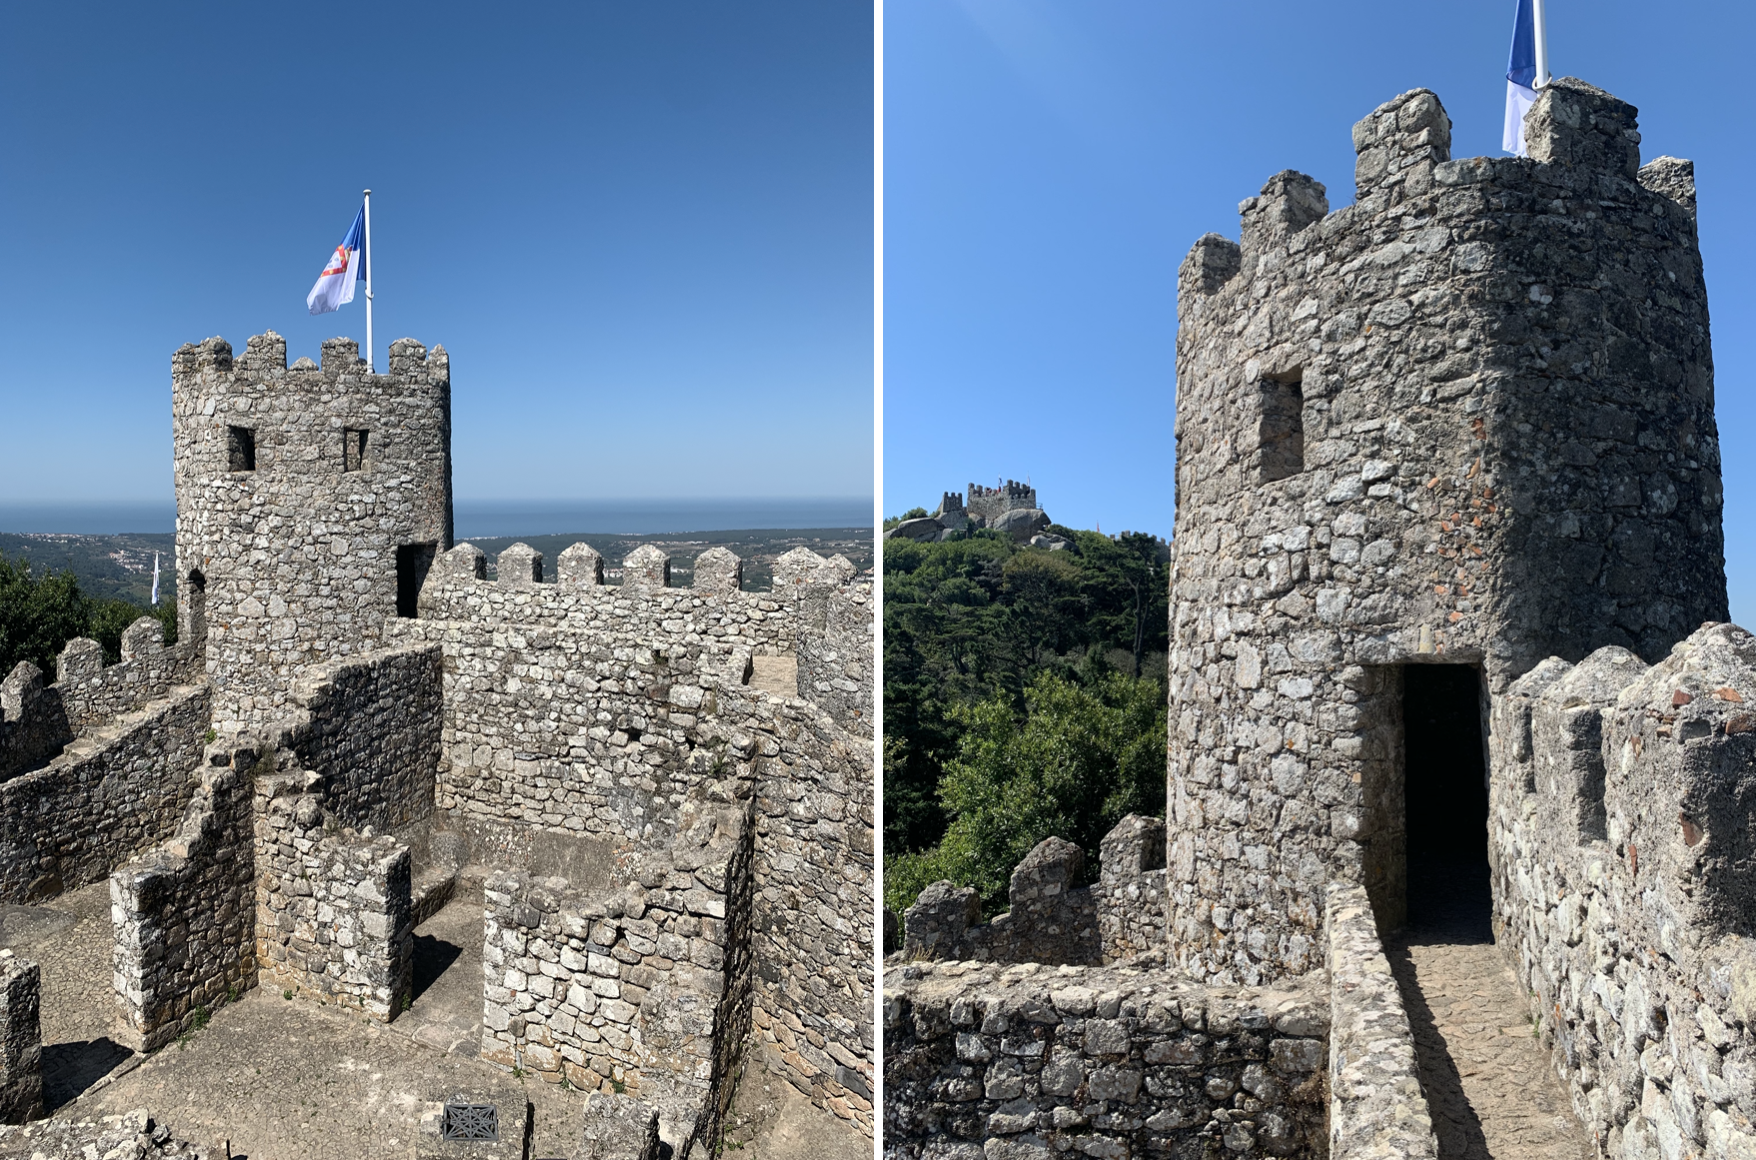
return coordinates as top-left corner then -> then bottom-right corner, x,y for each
1491,623 -> 1756,1158
0,685 -> 208,903
480,785 -> 753,1148
794,579 -> 874,732
883,957 -> 1330,1158
388,541 -> 844,849
172,332 -> 452,731
253,769 -> 415,1023
1166,79 -> 1723,985
111,749 -> 256,1053
289,643 -> 442,832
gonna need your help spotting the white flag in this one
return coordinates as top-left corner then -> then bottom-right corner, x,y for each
306,204 -> 366,315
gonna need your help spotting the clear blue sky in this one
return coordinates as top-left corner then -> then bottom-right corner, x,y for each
0,2 -> 872,504
885,1 -> 1756,621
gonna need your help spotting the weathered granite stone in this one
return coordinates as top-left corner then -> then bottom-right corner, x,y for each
623,545 -> 670,594
0,952 -> 42,1125
558,542 -> 606,587
1167,78 -> 1724,986
575,1091 -> 660,1160
692,547 -> 742,594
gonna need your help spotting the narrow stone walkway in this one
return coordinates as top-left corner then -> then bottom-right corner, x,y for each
1387,858 -> 1592,1160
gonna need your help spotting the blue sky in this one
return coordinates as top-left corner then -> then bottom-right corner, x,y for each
885,0 -> 1756,620
0,2 -> 872,505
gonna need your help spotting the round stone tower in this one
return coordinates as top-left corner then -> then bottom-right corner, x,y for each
172,332 -> 453,731
1166,80 -> 1724,984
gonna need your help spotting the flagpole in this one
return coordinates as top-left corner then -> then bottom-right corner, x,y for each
361,187 -> 372,370
1532,0 -> 1550,88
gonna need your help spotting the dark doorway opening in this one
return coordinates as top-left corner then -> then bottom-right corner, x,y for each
396,544 -> 437,619
1403,664 -> 1489,939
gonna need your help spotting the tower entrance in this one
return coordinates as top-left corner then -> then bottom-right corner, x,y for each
1402,664 -> 1489,936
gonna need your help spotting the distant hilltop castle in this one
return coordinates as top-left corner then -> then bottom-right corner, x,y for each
886,478 -> 1057,545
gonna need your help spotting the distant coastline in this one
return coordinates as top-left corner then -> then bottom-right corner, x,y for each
0,498 -> 874,537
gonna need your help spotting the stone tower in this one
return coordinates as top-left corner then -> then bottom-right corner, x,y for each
172,332 -> 453,730
1166,80 -> 1724,984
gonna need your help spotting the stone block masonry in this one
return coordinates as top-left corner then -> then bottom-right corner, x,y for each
0,684 -> 209,903
745,684 -> 875,1132
288,642 -> 442,832
0,951 -> 42,1125
794,578 -> 874,733
253,767 -> 414,1022
0,620 -> 200,783
1491,623 -> 1756,1158
1166,77 -> 1723,987
172,332 -> 452,731
111,744 -> 256,1053
480,783 -> 755,1153
882,956 -> 1329,1158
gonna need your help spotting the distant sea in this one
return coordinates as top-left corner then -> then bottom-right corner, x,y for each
0,498 -> 873,537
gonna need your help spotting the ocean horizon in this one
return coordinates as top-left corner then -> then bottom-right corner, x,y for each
0,498 -> 874,537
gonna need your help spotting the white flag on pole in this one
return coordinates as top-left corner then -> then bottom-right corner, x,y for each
1503,0 -> 1539,156
306,204 -> 367,316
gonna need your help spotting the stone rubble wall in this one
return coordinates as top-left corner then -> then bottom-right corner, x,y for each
745,686 -> 875,1134
0,951 -> 41,1125
287,643 -> 442,832
1491,623 -> 1756,1159
882,956 -> 1329,1159
111,745 -> 257,1053
480,784 -> 753,1151
172,332 -> 453,731
1324,882 -> 1437,1159
900,819 -> 1171,971
0,663 -> 73,782
252,763 -> 414,1021
793,578 -> 874,735
55,618 -> 202,736
0,685 -> 208,904
1167,78 -> 1724,986
389,541 -> 805,849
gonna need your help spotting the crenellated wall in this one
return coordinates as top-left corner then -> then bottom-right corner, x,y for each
1491,622 -> 1756,1158
1166,78 -> 1724,986
0,685 -> 208,903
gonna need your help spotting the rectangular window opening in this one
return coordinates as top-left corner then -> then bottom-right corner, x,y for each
396,543 -> 437,619
343,428 -> 368,473
1258,372 -> 1304,484
227,426 -> 256,473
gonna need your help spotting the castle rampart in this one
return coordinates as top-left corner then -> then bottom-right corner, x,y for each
1166,78 -> 1723,984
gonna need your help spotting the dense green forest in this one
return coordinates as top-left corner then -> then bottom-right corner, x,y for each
0,553 -> 177,680
883,525 -> 1170,917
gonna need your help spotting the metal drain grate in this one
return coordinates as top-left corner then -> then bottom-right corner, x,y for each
441,1102 -> 499,1142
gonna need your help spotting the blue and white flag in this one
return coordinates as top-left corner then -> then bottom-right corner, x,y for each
1503,0 -> 1539,156
306,204 -> 366,316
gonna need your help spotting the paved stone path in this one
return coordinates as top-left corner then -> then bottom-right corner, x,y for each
0,881 -> 136,1112
1388,859 -> 1593,1160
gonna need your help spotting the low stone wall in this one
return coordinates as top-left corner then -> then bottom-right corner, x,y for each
290,643 -> 442,831
902,818 -> 1174,969
1490,623 -> 1756,1158
111,747 -> 256,1053
746,687 -> 876,1135
481,784 -> 753,1151
0,951 -> 42,1125
254,770 -> 413,1021
882,956 -> 1329,1158
55,618 -> 200,735
0,684 -> 208,903
1324,883 -> 1437,1159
